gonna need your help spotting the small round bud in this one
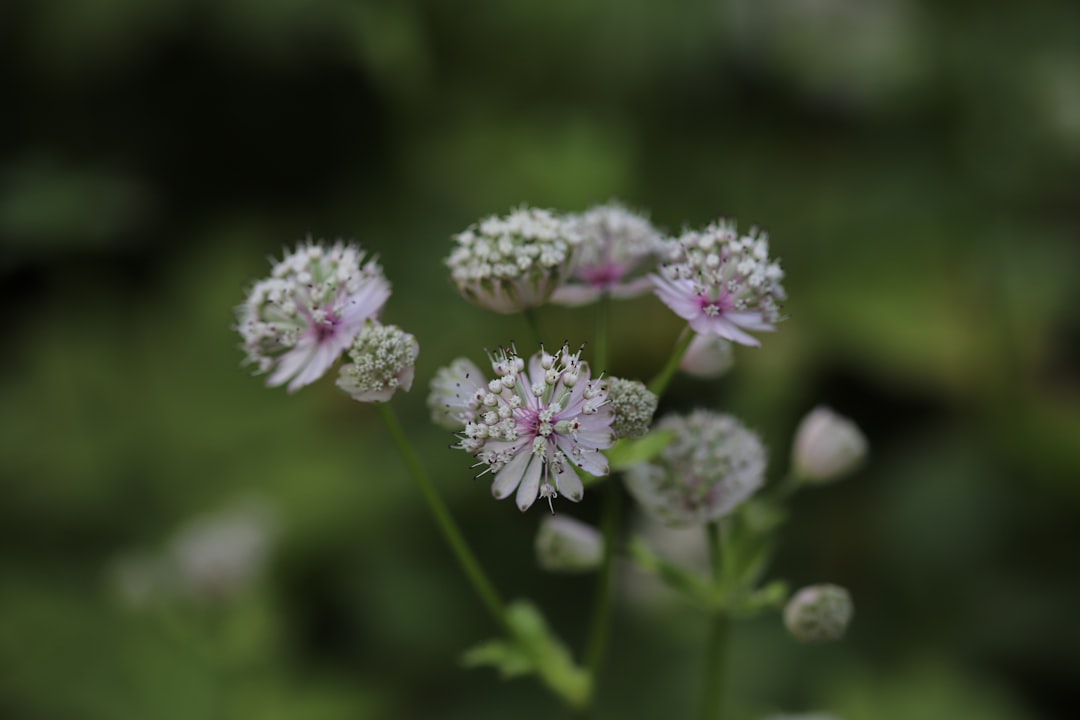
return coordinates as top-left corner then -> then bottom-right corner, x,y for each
784,584 -> 853,644
336,322 -> 419,403
606,377 -> 658,439
792,406 -> 868,484
535,515 -> 603,572
680,334 -> 734,379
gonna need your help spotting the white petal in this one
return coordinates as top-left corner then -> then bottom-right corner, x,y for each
267,341 -> 315,388
550,284 -> 603,307
553,463 -> 583,502
491,450 -> 530,499
515,455 -> 544,511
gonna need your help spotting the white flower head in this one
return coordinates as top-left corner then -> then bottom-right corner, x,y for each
446,207 -> 582,313
427,357 -> 489,430
784,584 -> 854,644
237,239 -> 391,392
606,377 -> 658,439
652,220 -> 786,347
624,410 -> 766,526
680,334 -> 735,379
336,321 -> 419,403
535,515 -> 603,572
551,202 -> 664,306
452,343 -> 615,512
792,406 -> 868,484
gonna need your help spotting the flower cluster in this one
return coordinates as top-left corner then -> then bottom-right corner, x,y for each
605,378 -> 658,440
446,207 -> 582,313
237,240 -> 391,392
624,410 -> 766,526
551,203 -> 663,306
441,344 -> 615,512
652,221 -> 786,347
784,584 -> 854,644
337,322 -> 419,403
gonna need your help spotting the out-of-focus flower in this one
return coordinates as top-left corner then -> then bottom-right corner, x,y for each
446,207 -> 581,313
605,377 -> 658,439
535,515 -> 603,572
763,713 -> 843,720
680,334 -> 735,379
451,343 -> 615,512
551,202 -> 664,306
784,584 -> 853,644
237,240 -> 390,392
791,406 -> 867,483
624,410 -> 766,526
336,321 -> 418,402
427,357 -> 489,429
652,221 -> 785,347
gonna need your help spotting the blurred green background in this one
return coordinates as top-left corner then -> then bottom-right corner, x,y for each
2,0 -> 1079,718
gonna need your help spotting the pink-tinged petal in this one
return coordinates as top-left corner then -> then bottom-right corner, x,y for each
491,450 -> 531,499
339,276 -> 392,328
690,315 -> 761,347
267,341 -> 316,388
550,284 -> 603,307
552,462 -> 583,502
515,455 -> 544,511
288,341 -> 338,392
575,449 -> 609,477
609,276 -> 654,299
398,364 -> 415,393
651,275 -> 700,321
725,311 -> 775,332
573,426 -> 615,450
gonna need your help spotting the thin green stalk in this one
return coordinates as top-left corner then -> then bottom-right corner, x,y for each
648,328 -> 695,396
584,480 -> 621,678
702,521 -> 730,720
593,294 -> 610,372
376,403 -> 510,634
523,307 -> 545,348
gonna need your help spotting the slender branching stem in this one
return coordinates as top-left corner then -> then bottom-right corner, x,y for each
701,521 -> 731,720
648,328 -> 695,396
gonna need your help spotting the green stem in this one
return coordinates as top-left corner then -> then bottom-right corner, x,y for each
376,403 -> 510,635
584,480 -> 621,679
648,328 -> 695,396
523,308 -> 545,348
702,521 -> 730,720
593,294 -> 610,372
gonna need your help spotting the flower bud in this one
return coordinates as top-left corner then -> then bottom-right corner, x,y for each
535,515 -> 603,572
606,377 -> 658,439
679,334 -> 734,379
336,322 -> 419,403
792,407 -> 867,484
784,584 -> 853,644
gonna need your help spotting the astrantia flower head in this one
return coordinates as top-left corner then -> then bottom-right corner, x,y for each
652,221 -> 786,347
237,240 -> 391,392
450,343 -> 615,512
605,377 -> 658,439
427,357 -> 489,429
792,406 -> 867,484
446,207 -> 581,313
551,203 -> 663,306
336,321 -> 418,403
624,409 -> 766,526
784,584 -> 854,644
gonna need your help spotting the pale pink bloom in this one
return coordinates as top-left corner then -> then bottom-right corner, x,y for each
652,221 -> 785,347
551,203 -> 663,306
237,240 -> 390,392
450,344 -> 615,512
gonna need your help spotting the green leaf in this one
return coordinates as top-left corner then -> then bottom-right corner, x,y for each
606,430 -> 675,472
628,537 -> 714,608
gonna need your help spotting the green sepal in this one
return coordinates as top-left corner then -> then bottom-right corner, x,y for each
628,537 -> 714,608
606,430 -> 675,472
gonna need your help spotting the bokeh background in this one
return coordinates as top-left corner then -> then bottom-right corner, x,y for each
2,0 -> 1079,718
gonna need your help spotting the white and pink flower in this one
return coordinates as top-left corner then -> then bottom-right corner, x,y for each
652,221 -> 785,347
446,344 -> 615,512
237,240 -> 390,392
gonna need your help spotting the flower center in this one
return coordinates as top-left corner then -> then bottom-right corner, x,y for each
697,292 -> 733,317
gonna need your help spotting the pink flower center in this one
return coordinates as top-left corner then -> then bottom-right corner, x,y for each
697,292 -> 733,317
580,263 -> 625,289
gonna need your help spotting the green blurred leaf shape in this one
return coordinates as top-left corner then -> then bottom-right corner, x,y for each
606,430 -> 675,472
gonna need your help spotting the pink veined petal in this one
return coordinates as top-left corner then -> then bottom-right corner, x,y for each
267,340 -> 316,388
572,426 -> 615,450
725,311 -> 775,332
339,276 -> 392,329
556,376 -> 590,416
289,340 -> 341,392
690,315 -> 761,347
550,284 -> 603,307
575,448 -> 610,477
515,454 -> 545,511
552,462 -> 584,502
491,450 -> 531,499
651,275 -> 700,321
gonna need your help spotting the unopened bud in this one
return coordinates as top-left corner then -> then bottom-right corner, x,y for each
784,584 -> 853,644
535,515 -> 603,572
792,407 -> 867,484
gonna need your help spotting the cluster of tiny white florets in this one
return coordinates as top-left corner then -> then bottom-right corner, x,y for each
784,584 -> 854,644
448,343 -> 615,511
552,203 -> 664,305
605,377 -> 658,439
446,207 -> 582,313
653,221 -> 786,347
624,409 -> 766,526
237,240 -> 390,392
336,322 -> 419,403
